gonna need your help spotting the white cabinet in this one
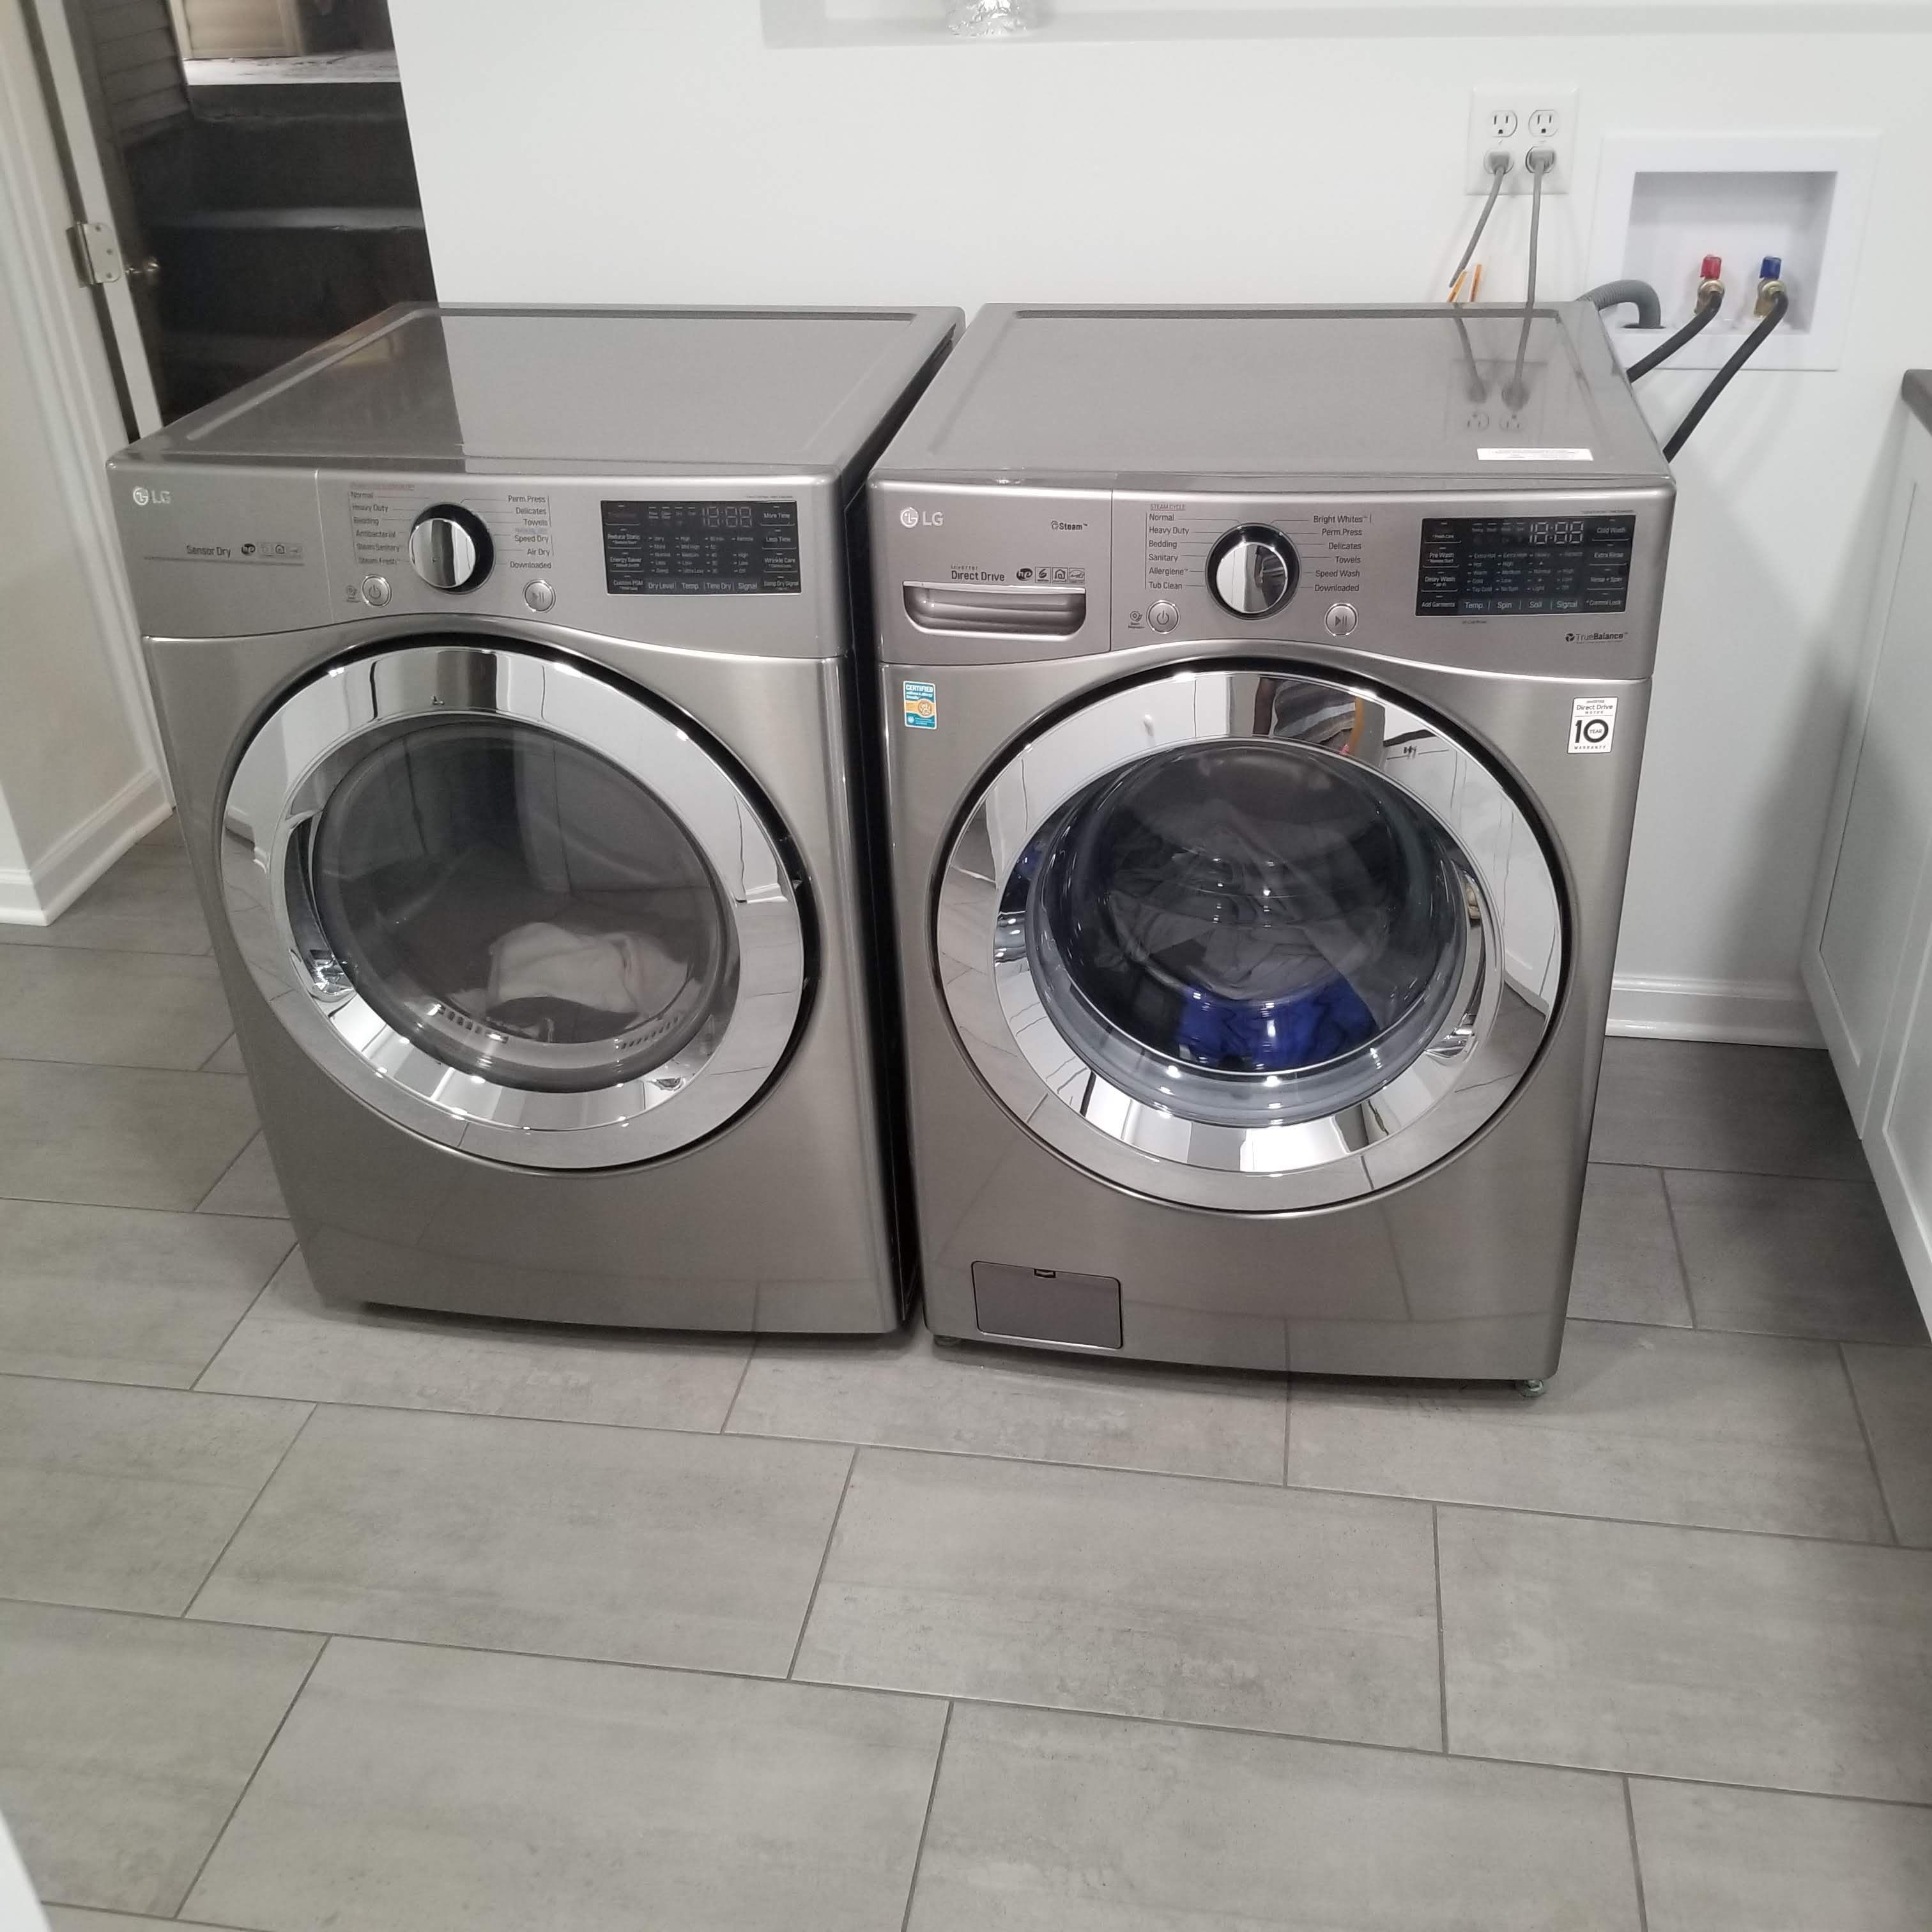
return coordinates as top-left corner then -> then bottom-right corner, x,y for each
1804,380 -> 1932,1326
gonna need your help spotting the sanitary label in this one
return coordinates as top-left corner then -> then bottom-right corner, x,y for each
1568,695 -> 1618,754
903,680 -> 938,730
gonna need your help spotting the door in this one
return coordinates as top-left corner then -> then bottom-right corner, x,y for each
222,643 -> 810,1170
935,666 -> 1564,1211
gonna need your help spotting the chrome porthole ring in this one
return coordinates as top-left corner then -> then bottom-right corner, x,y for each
221,643 -> 809,1172
933,666 -> 1565,1212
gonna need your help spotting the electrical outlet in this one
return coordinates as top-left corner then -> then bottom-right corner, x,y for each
1467,88 -> 1577,194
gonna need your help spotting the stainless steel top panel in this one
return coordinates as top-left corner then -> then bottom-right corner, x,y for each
875,303 -> 1670,489
119,303 -> 962,475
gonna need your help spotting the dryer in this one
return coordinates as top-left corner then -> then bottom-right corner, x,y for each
111,302 -> 958,1331
871,303 -> 1673,1380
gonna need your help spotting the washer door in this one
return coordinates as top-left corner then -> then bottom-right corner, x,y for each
222,643 -> 809,1171
935,667 -> 1564,1210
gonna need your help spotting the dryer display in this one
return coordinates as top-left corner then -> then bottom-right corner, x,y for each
601,499 -> 801,595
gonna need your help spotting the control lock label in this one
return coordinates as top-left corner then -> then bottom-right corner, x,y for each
903,681 -> 938,730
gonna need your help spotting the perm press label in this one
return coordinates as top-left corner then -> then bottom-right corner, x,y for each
1568,696 -> 1617,754
903,681 -> 938,730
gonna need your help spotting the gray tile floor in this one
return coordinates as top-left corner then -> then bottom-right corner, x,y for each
3,820 -> 1932,1929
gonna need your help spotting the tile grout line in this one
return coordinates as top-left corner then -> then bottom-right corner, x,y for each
898,1700 -> 952,1932
717,1340 -> 758,1434
12,1586 -> 1932,1815
1431,1504 -> 1448,1754
0,1049 -> 247,1078
1621,1775 -> 1652,1932
179,1401 -> 319,1620
199,1032 -> 239,1072
191,1134 -> 264,1216
1,1363 -> 1926,1552
1837,1341 -> 1903,1546
786,1445 -> 857,1679
1593,1154 -> 1873,1186
167,1632 -> 330,1919
190,1255 -> 295,1395
1655,1166 -> 1702,1330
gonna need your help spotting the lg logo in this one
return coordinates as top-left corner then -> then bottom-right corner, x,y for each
899,507 -> 942,528
130,486 -> 171,507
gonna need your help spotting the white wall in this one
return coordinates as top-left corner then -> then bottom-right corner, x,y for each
0,0 -> 169,921
390,0 -> 1932,1043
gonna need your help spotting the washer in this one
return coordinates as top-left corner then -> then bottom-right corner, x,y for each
871,303 -> 1673,1379
111,302 -> 958,1331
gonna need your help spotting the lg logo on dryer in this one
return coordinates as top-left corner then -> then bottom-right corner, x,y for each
899,507 -> 942,528
130,486 -> 171,507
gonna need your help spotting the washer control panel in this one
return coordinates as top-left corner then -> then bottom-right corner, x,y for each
1416,514 -> 1636,617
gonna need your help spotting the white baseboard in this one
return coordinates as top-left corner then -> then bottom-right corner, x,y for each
1608,973 -> 1825,1048
0,767 -> 171,926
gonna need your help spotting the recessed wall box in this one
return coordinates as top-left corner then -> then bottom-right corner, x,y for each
1586,133 -> 1876,372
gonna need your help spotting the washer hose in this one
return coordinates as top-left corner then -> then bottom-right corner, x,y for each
1662,291 -> 1789,461
1627,291 -> 1723,382
1581,280 -> 1662,330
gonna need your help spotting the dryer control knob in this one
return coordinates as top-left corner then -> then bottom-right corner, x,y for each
408,505 -> 493,592
1208,526 -> 1298,618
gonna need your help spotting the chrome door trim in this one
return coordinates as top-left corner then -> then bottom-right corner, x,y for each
222,641 -> 809,1171
933,665 -> 1565,1211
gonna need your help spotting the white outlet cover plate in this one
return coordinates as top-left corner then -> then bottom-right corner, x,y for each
1468,87 -> 1577,194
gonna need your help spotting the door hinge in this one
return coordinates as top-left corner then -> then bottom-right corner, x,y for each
67,220 -> 122,288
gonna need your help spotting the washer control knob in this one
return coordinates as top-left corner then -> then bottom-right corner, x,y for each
523,579 -> 556,613
1208,526 -> 1299,618
1325,601 -> 1358,638
360,574 -> 391,608
407,504 -> 493,592
1148,599 -> 1179,632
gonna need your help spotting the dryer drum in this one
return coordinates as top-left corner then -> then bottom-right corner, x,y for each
938,666 -> 1565,1213
221,643 -> 810,1172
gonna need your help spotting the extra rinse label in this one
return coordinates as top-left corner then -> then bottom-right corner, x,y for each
903,681 -> 938,730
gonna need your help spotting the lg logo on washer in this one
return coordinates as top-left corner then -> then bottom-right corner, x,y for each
899,506 -> 942,528
130,485 -> 171,507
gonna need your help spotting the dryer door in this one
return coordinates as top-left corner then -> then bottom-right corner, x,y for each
935,666 -> 1563,1211
222,642 -> 809,1171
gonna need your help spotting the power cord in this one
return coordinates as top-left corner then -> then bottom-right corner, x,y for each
1504,146 -> 1556,409
1448,151 -> 1511,300
1662,289 -> 1789,460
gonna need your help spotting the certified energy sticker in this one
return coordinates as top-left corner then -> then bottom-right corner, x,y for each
1568,695 -> 1617,755
903,680 -> 938,730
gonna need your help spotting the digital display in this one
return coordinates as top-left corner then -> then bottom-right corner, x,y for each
601,499 -> 801,595
1416,515 -> 1636,617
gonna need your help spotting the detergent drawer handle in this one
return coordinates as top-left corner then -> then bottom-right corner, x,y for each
903,581 -> 1087,637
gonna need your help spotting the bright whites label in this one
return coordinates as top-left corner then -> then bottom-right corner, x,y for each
1569,695 -> 1618,755
903,680 -> 938,730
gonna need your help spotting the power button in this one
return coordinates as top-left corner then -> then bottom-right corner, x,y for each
1149,601 -> 1179,633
